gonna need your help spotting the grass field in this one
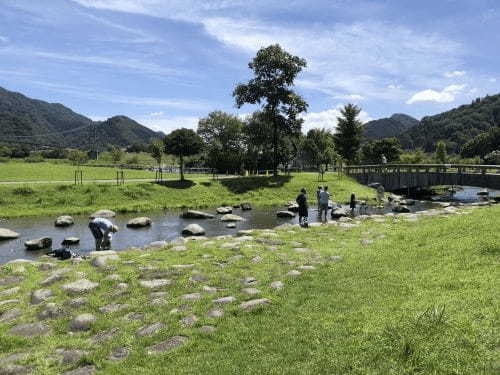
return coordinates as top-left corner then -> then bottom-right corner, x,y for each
0,204 -> 498,374
0,173 -> 374,218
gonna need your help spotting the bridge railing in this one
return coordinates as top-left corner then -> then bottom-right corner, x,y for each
344,164 -> 500,175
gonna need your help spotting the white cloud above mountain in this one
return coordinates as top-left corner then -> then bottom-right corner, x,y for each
406,84 -> 466,104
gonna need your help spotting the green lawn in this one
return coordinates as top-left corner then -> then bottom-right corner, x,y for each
0,204 -> 498,374
0,173 -> 375,218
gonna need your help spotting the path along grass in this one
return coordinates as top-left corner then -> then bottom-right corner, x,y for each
0,204 -> 498,374
0,173 -> 374,218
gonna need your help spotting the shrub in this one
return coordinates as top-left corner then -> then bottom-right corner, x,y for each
12,186 -> 35,196
25,153 -> 44,163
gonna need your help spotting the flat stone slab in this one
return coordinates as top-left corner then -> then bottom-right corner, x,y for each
63,365 -> 96,375
242,276 -> 258,285
206,308 -> 224,318
38,303 -> 64,320
99,304 -> 129,314
24,237 -> 52,251
240,298 -> 270,311
91,255 -> 119,268
54,349 -> 89,365
270,281 -> 284,290
124,312 -> 144,321
31,289 -> 53,304
62,279 -> 98,295
199,325 -> 216,333
0,276 -> 24,286
70,313 -> 96,331
139,279 -> 172,289
220,214 -> 244,222
0,308 -> 22,323
172,245 -> 187,252
90,327 -> 120,344
62,237 -> 80,246
55,215 -> 74,227
0,228 -> 20,240
109,347 -> 129,361
298,265 -> 316,271
213,296 -> 236,304
65,297 -> 87,309
181,292 -> 201,301
8,322 -> 51,337
147,336 -> 188,354
180,210 -> 214,219
180,314 -> 198,327
242,288 -> 261,295
251,256 -> 263,263
287,270 -> 302,277
0,364 -> 33,375
137,322 -> 165,337
126,217 -> 152,228
89,209 -> 116,218
182,223 -> 206,236
0,287 -> 20,297
0,299 -> 20,306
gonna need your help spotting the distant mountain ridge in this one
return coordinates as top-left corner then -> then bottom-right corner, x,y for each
0,86 -> 163,149
363,113 -> 419,140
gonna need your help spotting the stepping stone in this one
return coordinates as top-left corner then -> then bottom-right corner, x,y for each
38,262 -> 56,271
54,349 -> 89,365
251,256 -> 263,263
220,214 -> 244,222
0,308 -> 22,323
136,322 -> 165,337
221,242 -> 240,250
104,274 -> 122,281
189,274 -> 208,282
328,256 -> 343,262
91,255 -> 119,268
237,230 -> 254,236
99,304 -> 129,314
287,270 -> 301,277
62,280 -> 98,295
24,237 -> 52,251
109,347 -> 129,361
172,245 -> 187,252
62,237 -> 80,246
0,228 -> 20,240
31,289 -> 53,304
37,303 -> 64,320
0,287 -> 20,297
90,327 -> 120,344
148,241 -> 168,249
240,202 -> 252,211
242,277 -> 258,285
240,298 -> 270,311
181,293 -> 201,301
150,298 -> 167,306
182,224 -> 205,236
277,211 -> 295,218
8,322 -> 50,337
180,314 -> 198,327
63,365 -> 96,375
270,281 -> 284,290
206,308 -> 224,318
293,248 -> 311,253
202,286 -> 218,293
65,297 -> 87,309
0,276 -> 23,286
0,364 -> 33,374
180,210 -> 214,219
124,312 -> 144,321
217,206 -> 232,214
70,314 -> 96,331
234,235 -> 253,242
147,336 -> 188,354
213,296 -> 236,304
41,273 -> 66,287
127,217 -> 152,228
139,279 -> 172,289
90,209 -> 115,218
199,325 -> 216,333
172,264 -> 195,269
226,223 -> 236,228
298,265 -> 316,271
0,299 -> 19,306
241,288 -> 261,295
150,291 -> 168,298
170,305 -> 192,314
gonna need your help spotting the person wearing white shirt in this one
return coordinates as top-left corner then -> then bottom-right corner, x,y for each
318,186 -> 330,223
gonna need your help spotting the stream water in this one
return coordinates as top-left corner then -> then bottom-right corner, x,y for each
0,185 -> 497,264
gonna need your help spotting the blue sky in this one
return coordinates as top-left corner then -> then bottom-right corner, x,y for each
0,0 -> 499,134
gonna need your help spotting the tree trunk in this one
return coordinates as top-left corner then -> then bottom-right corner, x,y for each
180,154 -> 184,181
273,119 -> 278,177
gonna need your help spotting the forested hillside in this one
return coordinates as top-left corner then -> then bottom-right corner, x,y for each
363,113 -> 419,140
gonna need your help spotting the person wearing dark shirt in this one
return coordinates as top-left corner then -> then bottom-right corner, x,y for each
350,192 -> 356,216
296,188 -> 309,228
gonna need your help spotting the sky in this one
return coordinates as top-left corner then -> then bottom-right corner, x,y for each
0,0 -> 499,134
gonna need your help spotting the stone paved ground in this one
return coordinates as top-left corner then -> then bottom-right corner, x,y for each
0,206 -> 477,374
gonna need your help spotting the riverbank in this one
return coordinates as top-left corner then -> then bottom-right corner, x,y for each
0,203 -> 498,374
0,173 -> 376,218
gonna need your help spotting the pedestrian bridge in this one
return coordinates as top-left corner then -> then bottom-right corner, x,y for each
344,164 -> 500,191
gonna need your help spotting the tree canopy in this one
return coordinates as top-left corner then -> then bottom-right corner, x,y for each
334,104 -> 364,164
164,128 -> 203,180
361,137 -> 402,164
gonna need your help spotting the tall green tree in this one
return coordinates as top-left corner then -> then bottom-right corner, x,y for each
164,128 -> 203,181
233,44 -> 308,176
149,139 -> 164,169
303,128 -> 337,171
334,104 -> 364,164
435,140 -> 448,164
197,111 -> 245,173
109,146 -> 124,165
361,137 -> 402,164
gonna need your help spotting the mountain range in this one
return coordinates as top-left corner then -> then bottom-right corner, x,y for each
363,113 -> 419,140
0,86 -> 163,149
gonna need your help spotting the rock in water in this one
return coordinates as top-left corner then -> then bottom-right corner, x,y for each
220,214 -> 245,222
392,205 -> 410,213
55,215 -> 74,227
226,223 -> 236,228
89,209 -> 116,219
240,202 -> 252,211
181,224 -> 205,236
276,211 -> 296,218
61,237 -> 80,246
216,206 -> 232,214
330,207 -> 349,219
126,217 -> 152,228
180,210 -> 214,219
286,201 -> 299,212
0,228 -> 20,240
24,237 -> 52,250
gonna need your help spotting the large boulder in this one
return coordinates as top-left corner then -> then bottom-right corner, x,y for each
180,210 -> 214,219
331,207 -> 349,219
126,217 -> 152,228
62,237 -> 80,246
220,214 -> 245,222
392,205 -> 410,213
181,224 -> 205,236
216,207 -> 232,214
276,211 -> 296,218
24,237 -> 52,251
55,216 -> 74,227
89,209 -> 116,219
286,201 -> 299,212
0,228 -> 20,241
240,202 -> 252,211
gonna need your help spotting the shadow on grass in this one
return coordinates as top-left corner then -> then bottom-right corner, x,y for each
155,180 -> 196,189
220,175 -> 292,194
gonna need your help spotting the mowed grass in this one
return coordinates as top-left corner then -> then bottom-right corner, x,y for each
0,204 -> 498,374
0,173 -> 374,218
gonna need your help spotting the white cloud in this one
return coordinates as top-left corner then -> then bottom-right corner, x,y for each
406,84 -> 466,104
333,94 -> 364,101
490,78 -> 497,83
445,70 -> 466,78
387,84 -> 403,89
0,36 -> 8,43
301,105 -> 371,134
149,111 -> 164,117
138,115 -> 200,134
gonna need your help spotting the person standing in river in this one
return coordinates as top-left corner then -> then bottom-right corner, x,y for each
377,184 -> 385,206
296,188 -> 309,228
88,217 -> 119,251
316,186 -> 323,211
350,192 -> 357,216
319,186 -> 330,224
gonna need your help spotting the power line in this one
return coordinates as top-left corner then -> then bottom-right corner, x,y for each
3,124 -> 91,139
